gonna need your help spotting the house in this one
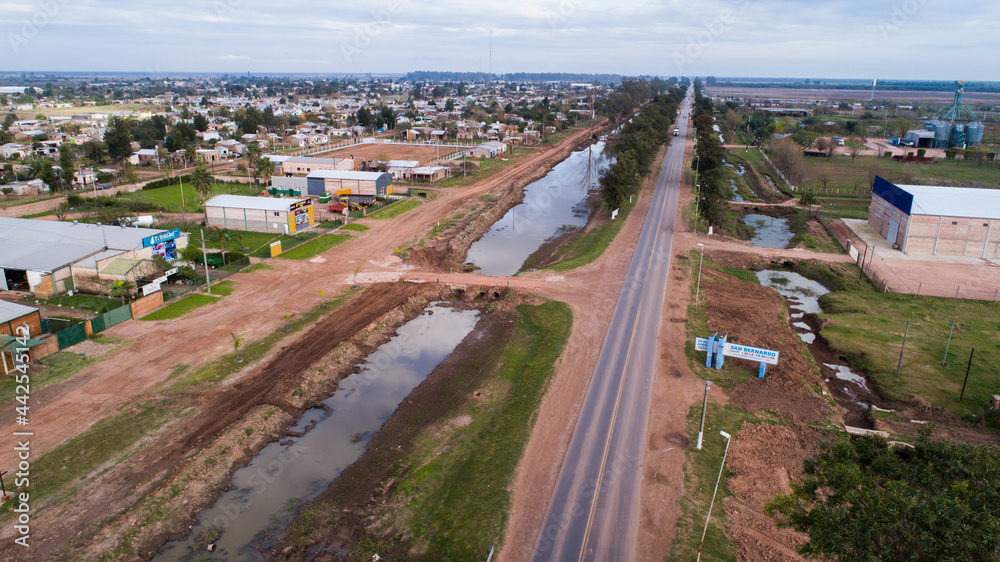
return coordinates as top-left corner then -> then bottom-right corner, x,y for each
411,166 -> 449,182
196,149 -> 224,164
2,179 -> 49,196
241,134 -> 260,145
470,141 -> 507,159
131,148 -> 159,165
280,156 -> 354,175
386,160 -> 420,181
201,130 -> 221,142
73,168 -> 97,188
1,143 -> 26,159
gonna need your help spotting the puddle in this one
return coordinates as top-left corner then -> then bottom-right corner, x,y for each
757,270 -> 879,417
466,140 -> 613,276
744,214 -> 793,249
824,363 -> 872,393
155,304 -> 480,561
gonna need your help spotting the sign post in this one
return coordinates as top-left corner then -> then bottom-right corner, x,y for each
693,337 -> 780,380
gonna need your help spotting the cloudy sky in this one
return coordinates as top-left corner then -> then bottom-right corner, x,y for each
1,0 -> 997,79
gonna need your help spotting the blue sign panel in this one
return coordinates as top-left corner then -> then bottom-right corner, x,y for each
142,228 -> 181,248
722,343 -> 780,366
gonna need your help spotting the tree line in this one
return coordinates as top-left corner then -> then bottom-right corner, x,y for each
599,83 -> 687,211
691,79 -> 729,227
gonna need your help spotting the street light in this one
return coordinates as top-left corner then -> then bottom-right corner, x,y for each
695,243 -> 705,304
697,430 -> 733,562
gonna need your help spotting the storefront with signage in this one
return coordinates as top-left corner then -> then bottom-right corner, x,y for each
205,194 -> 315,234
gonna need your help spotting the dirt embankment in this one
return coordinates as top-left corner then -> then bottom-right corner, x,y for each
17,283 -> 463,561
408,135 -> 603,271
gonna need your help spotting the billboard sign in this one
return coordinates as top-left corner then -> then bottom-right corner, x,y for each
142,228 -> 181,248
141,282 -> 161,296
722,343 -> 780,365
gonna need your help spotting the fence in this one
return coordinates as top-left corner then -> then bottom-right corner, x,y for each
56,323 -> 87,350
757,148 -> 800,193
90,305 -> 133,334
819,213 -> 1000,302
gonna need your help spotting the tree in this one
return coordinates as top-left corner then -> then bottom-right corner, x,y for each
767,434 -> 1000,561
1,187 -> 13,198
230,332 -> 245,363
37,160 -> 57,189
356,107 -> 374,130
848,136 -> 861,162
58,143 -> 76,189
244,143 -> 262,184
110,279 -> 135,305
105,116 -> 134,162
256,156 -> 274,184
190,166 -> 213,202
193,113 -> 209,132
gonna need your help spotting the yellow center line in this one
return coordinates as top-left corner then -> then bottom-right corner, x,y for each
576,126 -> 684,560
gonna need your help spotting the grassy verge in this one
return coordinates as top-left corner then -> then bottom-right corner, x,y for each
170,293 -> 352,390
819,292 -> 1000,418
667,402 -> 778,561
365,198 -> 421,219
339,223 -> 370,232
140,293 -> 219,321
243,263 -> 276,273
207,280 -> 237,296
541,196 -> 637,272
276,234 -> 350,260
396,302 -> 572,558
0,337 -> 127,405
407,147 -> 534,190
0,402 -> 173,514
0,195 -> 59,209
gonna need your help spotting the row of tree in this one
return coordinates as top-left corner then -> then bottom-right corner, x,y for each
691,80 -> 730,227
600,83 -> 687,210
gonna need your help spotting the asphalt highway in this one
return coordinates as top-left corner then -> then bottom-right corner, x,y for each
532,93 -> 692,562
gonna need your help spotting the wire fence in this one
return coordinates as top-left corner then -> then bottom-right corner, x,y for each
819,213 -> 1000,302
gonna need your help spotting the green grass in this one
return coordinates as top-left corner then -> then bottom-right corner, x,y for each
276,234 -> 350,260
26,294 -> 120,314
797,155 -> 1000,194
339,223 -> 370,232
393,301 -> 573,559
208,280 -> 237,296
13,403 -> 173,509
0,194 -> 59,209
243,263 -> 276,273
667,402 -> 779,562
171,292 -> 352,390
0,339 -> 126,405
819,292 -> 1000,418
116,181 -> 259,213
542,196 -> 638,272
365,198 -> 421,219
140,293 -> 219,321
153,222 -> 313,257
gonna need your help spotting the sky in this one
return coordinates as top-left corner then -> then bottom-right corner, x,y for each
0,0 -> 997,80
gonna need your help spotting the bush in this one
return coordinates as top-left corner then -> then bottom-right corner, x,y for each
945,150 -> 957,160
916,148 -> 926,158
883,151 -> 892,158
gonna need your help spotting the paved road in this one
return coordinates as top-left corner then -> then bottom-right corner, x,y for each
531,94 -> 692,562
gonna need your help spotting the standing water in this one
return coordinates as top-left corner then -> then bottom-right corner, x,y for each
466,140 -> 613,276
756,270 -> 875,410
155,304 -> 480,561
744,214 -> 794,249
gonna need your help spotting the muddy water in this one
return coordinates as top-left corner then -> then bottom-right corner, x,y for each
744,213 -> 793,249
155,304 -> 480,562
466,140 -> 613,276
756,270 -> 878,419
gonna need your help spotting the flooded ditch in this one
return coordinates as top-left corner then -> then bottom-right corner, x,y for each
744,214 -> 794,249
155,303 -> 481,561
465,140 -> 613,276
756,270 -> 883,427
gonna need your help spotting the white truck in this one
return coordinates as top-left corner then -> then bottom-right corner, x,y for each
672,128 -> 680,136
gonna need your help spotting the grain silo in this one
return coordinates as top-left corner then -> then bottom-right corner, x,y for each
923,81 -> 985,148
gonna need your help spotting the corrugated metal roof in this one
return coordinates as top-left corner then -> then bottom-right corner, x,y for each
307,170 -> 390,181
0,300 -> 39,324
899,184 -> 1000,220
0,218 -> 181,272
205,194 -> 305,212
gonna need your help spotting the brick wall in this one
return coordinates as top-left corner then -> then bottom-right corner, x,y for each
130,291 -> 164,318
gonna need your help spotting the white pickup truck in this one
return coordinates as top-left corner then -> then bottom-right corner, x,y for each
672,128 -> 680,136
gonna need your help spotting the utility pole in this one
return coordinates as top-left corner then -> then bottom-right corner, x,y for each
960,348 -> 975,402
895,321 -> 920,377
941,319 -> 956,366
201,229 -> 212,294
695,243 -> 705,304
696,381 -> 712,450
